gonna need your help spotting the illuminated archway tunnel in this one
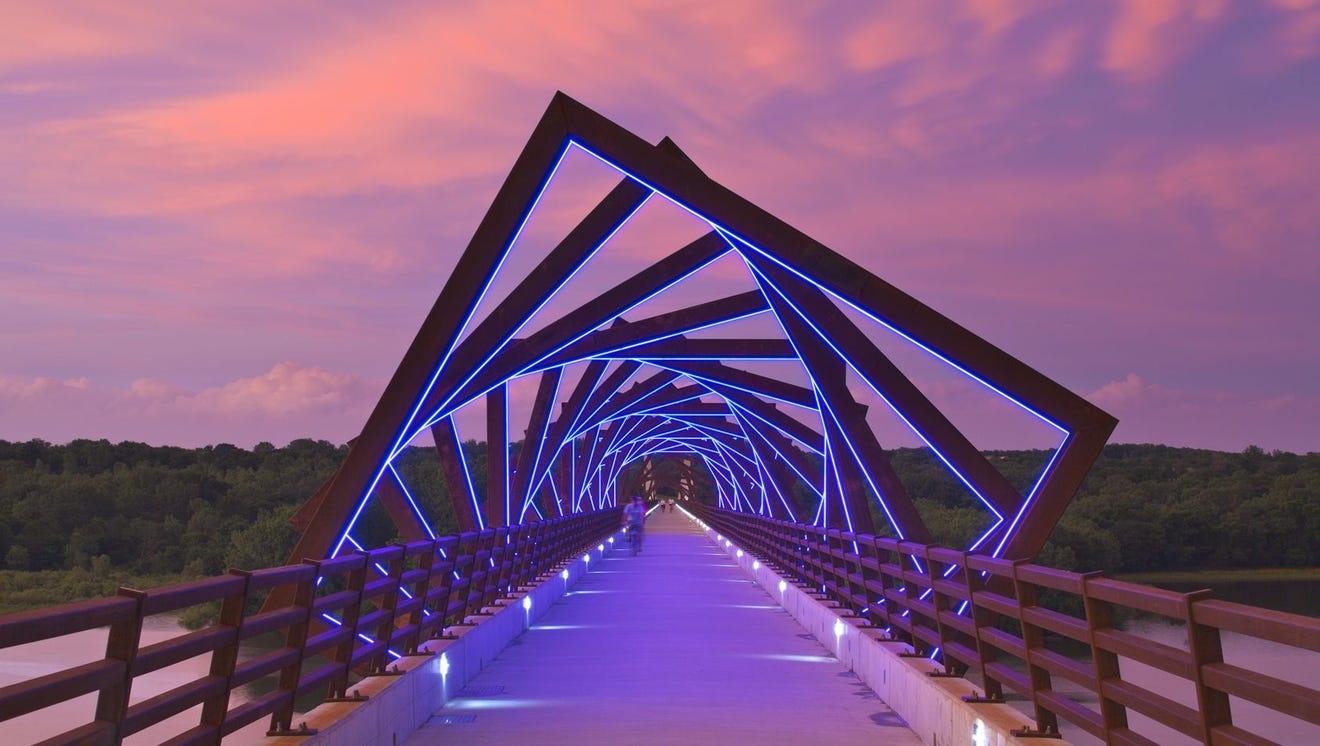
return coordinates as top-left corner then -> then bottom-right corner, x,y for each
285,92 -> 1116,569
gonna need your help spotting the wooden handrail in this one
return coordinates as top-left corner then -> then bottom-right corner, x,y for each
690,504 -> 1320,746
0,508 -> 619,743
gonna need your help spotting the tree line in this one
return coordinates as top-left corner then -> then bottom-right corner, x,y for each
881,444 -> 1320,573
0,439 -> 1316,596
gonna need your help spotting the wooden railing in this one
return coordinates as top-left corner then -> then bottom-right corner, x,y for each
692,505 -> 1320,746
0,509 -> 617,744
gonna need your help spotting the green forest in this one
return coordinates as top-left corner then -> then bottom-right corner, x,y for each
0,438 -> 1316,613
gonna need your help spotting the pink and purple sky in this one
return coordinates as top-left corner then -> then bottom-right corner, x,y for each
2,1 -> 1318,453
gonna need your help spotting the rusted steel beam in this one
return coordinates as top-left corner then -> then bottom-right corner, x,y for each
487,384 -> 509,526
589,337 -> 796,361
659,359 -> 816,409
736,415 -> 805,519
568,360 -> 641,445
525,360 -> 611,507
749,257 -> 1021,519
289,463 -> 342,536
286,100 -> 573,569
445,232 -> 728,411
996,426 -> 1113,560
374,467 -> 433,542
658,414 -> 745,440
700,376 -> 823,453
734,408 -> 821,498
532,292 -> 768,370
431,418 -> 481,532
688,374 -> 824,486
611,398 -> 732,422
552,91 -> 1114,432
759,279 -> 927,540
570,371 -> 683,432
510,368 -> 562,522
429,176 -> 653,410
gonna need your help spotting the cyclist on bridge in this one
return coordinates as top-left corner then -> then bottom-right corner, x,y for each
621,495 -> 647,554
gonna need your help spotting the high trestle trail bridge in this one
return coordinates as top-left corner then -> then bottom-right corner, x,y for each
1,93 -> 1317,746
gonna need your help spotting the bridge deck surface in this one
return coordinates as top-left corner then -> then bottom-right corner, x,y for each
405,509 -> 922,745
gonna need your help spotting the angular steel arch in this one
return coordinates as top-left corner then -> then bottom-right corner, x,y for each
285,92 -> 1116,569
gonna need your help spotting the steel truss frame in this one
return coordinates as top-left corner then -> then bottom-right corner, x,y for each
285,92 -> 1116,569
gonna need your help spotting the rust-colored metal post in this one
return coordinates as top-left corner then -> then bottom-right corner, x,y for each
487,383 -> 509,527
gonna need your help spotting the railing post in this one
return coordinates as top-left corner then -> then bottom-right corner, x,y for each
1012,559 -> 1062,735
200,569 -> 252,738
876,538 -> 903,641
1081,571 -> 1126,743
364,548 -> 408,676
1185,588 -> 1232,743
962,555 -> 1004,702
327,556 -> 368,700
403,541 -> 441,654
267,562 -> 319,735
925,546 -> 962,675
899,543 -> 926,655
94,587 -> 146,742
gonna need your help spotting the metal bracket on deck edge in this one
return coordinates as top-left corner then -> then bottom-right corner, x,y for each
266,722 -> 318,737
1010,724 -> 1063,739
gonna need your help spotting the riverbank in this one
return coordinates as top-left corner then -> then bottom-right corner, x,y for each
0,568 -> 198,615
1115,566 -> 1320,585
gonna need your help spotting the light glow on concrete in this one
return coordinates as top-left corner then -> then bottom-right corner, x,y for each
747,653 -> 837,663
973,719 -> 989,746
446,698 -> 554,710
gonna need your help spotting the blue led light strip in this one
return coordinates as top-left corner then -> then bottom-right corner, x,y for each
418,246 -> 733,429
410,192 -> 656,445
571,140 -> 1073,544
747,259 -> 1017,523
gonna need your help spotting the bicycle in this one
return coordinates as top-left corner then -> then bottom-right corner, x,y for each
626,524 -> 643,555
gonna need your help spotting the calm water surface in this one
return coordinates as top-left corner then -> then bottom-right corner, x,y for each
1010,579 -> 1320,746
0,614 -> 267,744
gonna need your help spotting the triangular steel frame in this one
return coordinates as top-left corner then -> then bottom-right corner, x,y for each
285,92 -> 1117,571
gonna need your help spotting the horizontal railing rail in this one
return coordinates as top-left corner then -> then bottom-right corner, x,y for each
691,504 -> 1320,746
0,509 -> 618,744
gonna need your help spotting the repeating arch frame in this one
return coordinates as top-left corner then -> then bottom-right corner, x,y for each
286,92 -> 1117,568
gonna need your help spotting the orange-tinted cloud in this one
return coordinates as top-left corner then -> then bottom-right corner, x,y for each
1102,0 -> 1227,79
3,1 -> 1319,451
0,363 -> 380,447
1089,374 -> 1320,452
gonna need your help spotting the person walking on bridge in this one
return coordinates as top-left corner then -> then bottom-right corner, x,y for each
621,495 -> 647,554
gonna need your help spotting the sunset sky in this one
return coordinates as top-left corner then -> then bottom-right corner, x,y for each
2,1 -> 1319,453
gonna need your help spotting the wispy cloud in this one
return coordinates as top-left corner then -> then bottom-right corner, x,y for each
1089,374 -> 1320,453
0,364 -> 380,447
2,1 -> 1318,450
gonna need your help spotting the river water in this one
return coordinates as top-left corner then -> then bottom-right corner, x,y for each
1007,579 -> 1320,746
0,613 -> 271,744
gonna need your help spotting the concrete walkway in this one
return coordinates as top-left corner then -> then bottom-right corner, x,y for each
405,508 -> 923,745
